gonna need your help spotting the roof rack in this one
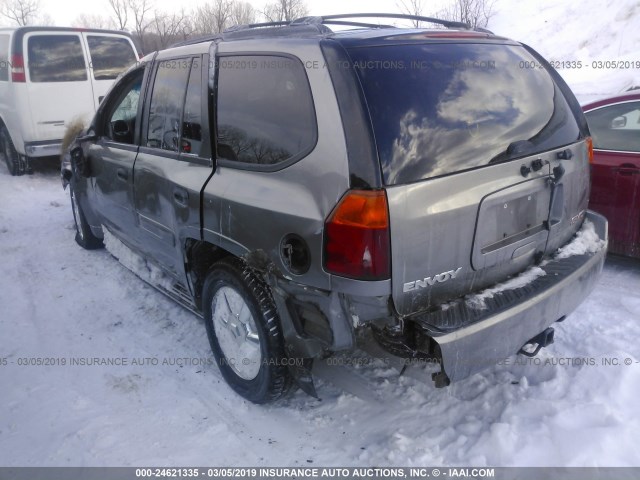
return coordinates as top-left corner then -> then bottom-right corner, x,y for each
294,13 -> 469,29
226,12 -> 470,33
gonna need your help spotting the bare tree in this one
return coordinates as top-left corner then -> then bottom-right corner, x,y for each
396,0 -> 425,27
151,9 -> 185,49
107,0 -> 128,29
128,0 -> 154,51
0,0 -> 40,26
72,13 -> 116,29
262,0 -> 308,23
230,1 -> 256,27
439,0 -> 496,29
193,0 -> 233,34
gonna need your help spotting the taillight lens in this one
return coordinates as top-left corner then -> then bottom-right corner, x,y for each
586,136 -> 594,164
11,54 -> 25,83
324,189 -> 390,280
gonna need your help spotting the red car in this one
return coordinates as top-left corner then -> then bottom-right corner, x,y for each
583,92 -> 640,258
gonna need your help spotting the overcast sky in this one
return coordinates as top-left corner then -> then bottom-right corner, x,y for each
3,0 -> 452,28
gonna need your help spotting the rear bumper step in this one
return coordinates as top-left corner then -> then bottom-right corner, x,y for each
417,211 -> 608,384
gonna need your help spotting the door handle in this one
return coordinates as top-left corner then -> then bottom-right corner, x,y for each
614,163 -> 640,176
116,168 -> 128,181
173,188 -> 189,206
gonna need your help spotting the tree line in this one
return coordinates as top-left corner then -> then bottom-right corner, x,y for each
0,0 -> 309,53
1,0 -> 496,54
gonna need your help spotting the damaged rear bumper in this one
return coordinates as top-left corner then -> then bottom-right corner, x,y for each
423,211 -> 608,383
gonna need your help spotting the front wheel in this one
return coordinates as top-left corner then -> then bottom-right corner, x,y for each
203,258 -> 292,403
70,185 -> 103,250
0,126 -> 24,176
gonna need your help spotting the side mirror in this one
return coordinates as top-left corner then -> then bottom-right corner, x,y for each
611,116 -> 627,129
70,145 -> 91,178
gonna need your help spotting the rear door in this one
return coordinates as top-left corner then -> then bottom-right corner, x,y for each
82,33 -> 138,109
132,55 -> 212,282
586,100 -> 640,257
346,41 -> 588,315
24,32 -> 94,140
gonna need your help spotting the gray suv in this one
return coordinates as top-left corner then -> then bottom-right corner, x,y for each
63,14 -> 608,403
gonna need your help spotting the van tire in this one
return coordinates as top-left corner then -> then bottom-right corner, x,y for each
70,185 -> 104,250
0,126 -> 24,176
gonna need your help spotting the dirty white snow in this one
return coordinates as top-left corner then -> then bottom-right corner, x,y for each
465,266 -> 547,310
554,220 -> 608,260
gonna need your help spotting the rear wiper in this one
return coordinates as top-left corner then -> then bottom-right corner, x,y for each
489,139 -> 535,165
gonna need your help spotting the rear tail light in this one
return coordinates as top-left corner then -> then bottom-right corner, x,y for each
324,189 -> 390,280
586,136 -> 594,163
11,54 -> 26,83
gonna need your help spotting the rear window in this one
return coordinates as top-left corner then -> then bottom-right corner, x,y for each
87,36 -> 137,80
0,34 -> 9,81
27,35 -> 87,82
347,43 -> 581,185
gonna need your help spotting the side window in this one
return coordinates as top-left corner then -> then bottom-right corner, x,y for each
87,35 -> 137,80
0,34 -> 9,82
146,59 -> 191,152
216,55 -> 316,166
105,69 -> 144,144
586,101 -> 640,152
27,35 -> 87,82
182,59 -> 203,156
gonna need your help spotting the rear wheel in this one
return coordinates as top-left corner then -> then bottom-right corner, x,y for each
203,258 -> 292,403
70,185 -> 103,250
0,126 -> 24,176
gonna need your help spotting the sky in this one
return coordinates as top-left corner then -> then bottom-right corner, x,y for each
2,0 -> 451,27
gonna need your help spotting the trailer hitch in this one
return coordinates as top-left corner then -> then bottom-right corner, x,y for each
519,327 -> 555,357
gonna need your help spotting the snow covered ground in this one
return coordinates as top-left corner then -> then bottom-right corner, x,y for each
1,164 -> 640,467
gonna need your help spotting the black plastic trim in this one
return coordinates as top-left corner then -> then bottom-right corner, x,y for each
320,39 -> 382,189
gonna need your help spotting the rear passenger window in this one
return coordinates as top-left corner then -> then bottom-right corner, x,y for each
146,59 -> 191,152
216,55 -> 316,166
87,36 -> 137,80
27,35 -> 87,82
586,102 -> 640,152
0,34 -> 9,81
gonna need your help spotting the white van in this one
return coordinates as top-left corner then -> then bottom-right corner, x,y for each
0,27 -> 138,175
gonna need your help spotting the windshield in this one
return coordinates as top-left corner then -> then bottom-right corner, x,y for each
347,43 -> 581,185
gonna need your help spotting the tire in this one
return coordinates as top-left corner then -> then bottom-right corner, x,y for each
203,258 -> 292,404
0,126 -> 24,176
70,185 -> 104,250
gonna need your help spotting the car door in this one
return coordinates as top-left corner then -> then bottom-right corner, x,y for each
90,63 -> 149,243
132,55 -> 213,282
81,32 -> 138,109
585,100 -> 640,257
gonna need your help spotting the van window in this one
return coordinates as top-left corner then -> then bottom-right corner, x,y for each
87,36 -> 137,80
0,34 -> 9,81
215,55 -> 316,166
146,59 -> 191,152
27,35 -> 87,82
